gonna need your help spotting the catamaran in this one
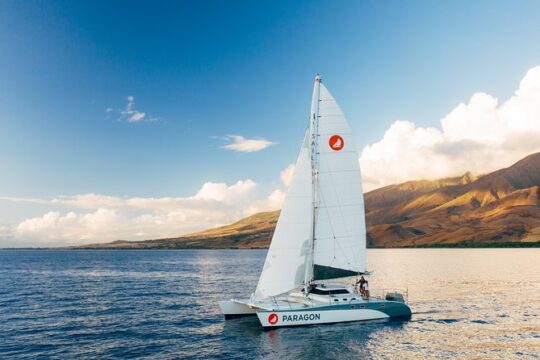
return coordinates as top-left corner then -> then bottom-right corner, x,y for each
219,75 -> 411,329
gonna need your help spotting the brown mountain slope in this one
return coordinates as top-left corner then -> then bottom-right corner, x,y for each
366,153 -> 540,247
76,211 -> 279,249
77,153 -> 540,249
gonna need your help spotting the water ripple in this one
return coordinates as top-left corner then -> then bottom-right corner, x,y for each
0,249 -> 539,359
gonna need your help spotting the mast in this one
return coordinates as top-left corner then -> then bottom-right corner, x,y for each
304,74 -> 321,290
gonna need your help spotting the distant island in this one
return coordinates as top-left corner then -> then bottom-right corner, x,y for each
75,153 -> 540,249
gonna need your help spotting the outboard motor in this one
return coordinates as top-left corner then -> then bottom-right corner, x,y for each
385,292 -> 405,303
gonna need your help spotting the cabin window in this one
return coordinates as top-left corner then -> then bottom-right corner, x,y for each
351,298 -> 356,301
380,304 -> 385,307
329,289 -> 350,295
334,299 -> 339,302
311,288 -> 350,295
342,298 -> 348,301
360,305 -> 365,308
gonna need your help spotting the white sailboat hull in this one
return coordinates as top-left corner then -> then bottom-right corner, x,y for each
257,308 -> 389,328
218,300 -> 258,319
255,299 -> 411,328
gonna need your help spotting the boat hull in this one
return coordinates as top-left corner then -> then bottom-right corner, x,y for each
256,301 -> 411,329
218,300 -> 257,319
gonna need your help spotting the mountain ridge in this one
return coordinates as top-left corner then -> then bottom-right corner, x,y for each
75,153 -> 540,249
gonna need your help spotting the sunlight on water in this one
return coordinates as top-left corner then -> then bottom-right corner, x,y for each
0,249 -> 539,359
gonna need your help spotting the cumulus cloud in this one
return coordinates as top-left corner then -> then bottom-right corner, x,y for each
280,163 -> 295,187
360,65 -> 540,190
2,173 -> 292,246
221,135 -> 275,152
242,163 -> 298,215
194,179 -> 257,203
242,189 -> 286,216
16,209 -> 121,243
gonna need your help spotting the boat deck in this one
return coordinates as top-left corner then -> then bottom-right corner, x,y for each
254,293 -> 389,312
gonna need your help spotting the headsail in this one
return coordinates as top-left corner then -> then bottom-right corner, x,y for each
253,131 -> 313,300
312,82 -> 366,280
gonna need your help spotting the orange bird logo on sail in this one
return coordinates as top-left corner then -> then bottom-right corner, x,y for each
329,135 -> 344,151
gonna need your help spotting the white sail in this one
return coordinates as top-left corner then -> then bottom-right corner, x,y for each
312,82 -> 366,279
253,131 -> 313,299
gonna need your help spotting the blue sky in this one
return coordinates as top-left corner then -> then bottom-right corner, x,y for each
2,1 -> 540,246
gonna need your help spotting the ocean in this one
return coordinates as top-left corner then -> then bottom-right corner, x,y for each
0,249 -> 539,359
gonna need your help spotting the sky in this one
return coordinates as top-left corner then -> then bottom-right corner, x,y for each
2,0 -> 540,247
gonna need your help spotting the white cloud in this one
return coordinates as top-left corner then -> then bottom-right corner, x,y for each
129,111 -> 146,122
360,65 -> 540,191
0,225 -> 11,238
280,163 -> 295,187
241,163 -> 296,216
243,189 -> 286,216
2,174 -> 291,246
16,209 -> 121,243
221,135 -> 275,152
194,179 -> 257,203
117,95 -> 155,123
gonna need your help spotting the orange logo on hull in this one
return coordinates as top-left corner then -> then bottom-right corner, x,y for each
268,313 -> 278,325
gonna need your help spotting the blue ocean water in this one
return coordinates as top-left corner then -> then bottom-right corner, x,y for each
0,249 -> 539,359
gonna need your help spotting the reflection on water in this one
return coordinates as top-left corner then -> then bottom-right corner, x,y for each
0,249 -> 539,359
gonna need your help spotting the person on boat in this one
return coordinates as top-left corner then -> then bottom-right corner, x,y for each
362,281 -> 370,299
356,276 -> 366,296
303,282 -> 316,295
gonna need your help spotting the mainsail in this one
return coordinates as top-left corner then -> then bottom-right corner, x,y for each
312,82 -> 366,280
254,76 -> 366,300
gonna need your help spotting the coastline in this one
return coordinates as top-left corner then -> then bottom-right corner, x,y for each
3,241 -> 540,250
